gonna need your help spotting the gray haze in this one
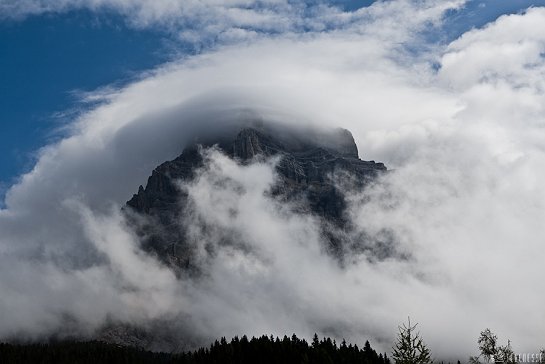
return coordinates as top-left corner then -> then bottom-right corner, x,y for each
1,0 -> 545,358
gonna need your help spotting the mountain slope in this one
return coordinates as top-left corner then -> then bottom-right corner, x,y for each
125,125 -> 387,271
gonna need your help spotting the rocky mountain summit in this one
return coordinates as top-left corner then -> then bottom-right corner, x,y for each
125,124 -> 387,271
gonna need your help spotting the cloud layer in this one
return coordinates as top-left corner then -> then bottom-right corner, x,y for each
0,0 -> 464,45
1,0 -> 544,358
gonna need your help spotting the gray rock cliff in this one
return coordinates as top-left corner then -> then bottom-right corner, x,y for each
125,125 -> 387,270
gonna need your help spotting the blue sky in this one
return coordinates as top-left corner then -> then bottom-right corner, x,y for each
1,0 -> 544,199
0,11 -> 172,192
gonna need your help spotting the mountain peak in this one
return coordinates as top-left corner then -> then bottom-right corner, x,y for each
126,125 -> 386,270
229,126 -> 360,160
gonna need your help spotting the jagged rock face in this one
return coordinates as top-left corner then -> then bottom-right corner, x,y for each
126,126 -> 386,270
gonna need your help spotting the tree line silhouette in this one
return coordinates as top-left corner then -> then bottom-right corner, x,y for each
0,334 -> 391,364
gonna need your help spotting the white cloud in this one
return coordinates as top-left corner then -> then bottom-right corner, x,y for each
439,7 -> 545,91
1,0 -> 544,359
0,0 -> 466,46
0,0 -> 332,43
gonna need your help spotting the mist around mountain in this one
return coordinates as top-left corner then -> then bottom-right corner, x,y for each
125,124 -> 387,274
0,122 -> 400,360
80,122 -> 397,351
0,122 -> 473,362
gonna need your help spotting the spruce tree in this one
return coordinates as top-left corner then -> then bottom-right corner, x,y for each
392,317 -> 433,364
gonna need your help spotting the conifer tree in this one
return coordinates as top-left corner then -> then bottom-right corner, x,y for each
392,317 -> 433,364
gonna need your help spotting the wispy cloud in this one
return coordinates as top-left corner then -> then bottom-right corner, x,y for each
0,0 -> 466,46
